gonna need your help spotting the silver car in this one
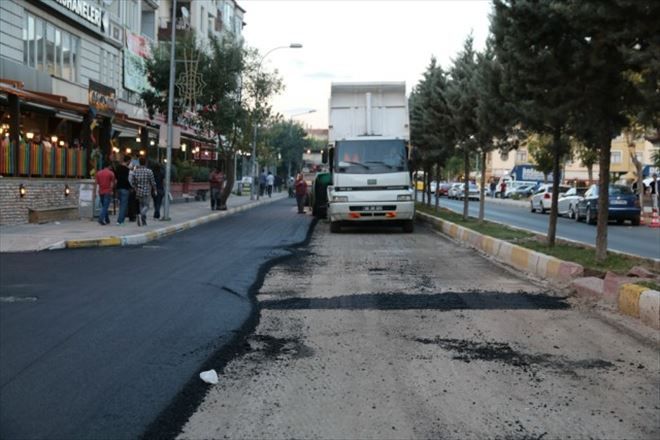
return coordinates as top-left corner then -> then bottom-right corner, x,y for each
558,187 -> 587,218
530,184 -> 571,213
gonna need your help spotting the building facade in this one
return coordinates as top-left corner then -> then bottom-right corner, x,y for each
0,0 -> 246,224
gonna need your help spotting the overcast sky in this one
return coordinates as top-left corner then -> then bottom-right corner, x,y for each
240,0 -> 492,129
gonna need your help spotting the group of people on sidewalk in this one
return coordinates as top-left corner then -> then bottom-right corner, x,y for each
95,156 -> 164,227
259,169 -> 283,198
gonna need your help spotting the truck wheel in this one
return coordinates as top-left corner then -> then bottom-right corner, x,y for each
403,220 -> 414,233
330,221 -> 341,233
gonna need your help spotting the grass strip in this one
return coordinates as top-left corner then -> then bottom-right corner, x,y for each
416,202 -> 654,276
634,280 -> 660,292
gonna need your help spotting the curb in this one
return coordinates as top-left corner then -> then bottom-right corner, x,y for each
417,211 -> 584,284
618,284 -> 660,329
51,196 -> 283,250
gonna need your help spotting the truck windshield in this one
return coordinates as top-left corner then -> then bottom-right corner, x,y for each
335,139 -> 407,174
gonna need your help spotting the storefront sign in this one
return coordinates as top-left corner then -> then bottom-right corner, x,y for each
88,80 -> 117,117
53,0 -> 104,28
124,31 -> 152,93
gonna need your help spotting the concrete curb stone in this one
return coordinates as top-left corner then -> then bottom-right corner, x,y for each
54,196 -> 281,250
639,290 -> 660,329
417,211 -> 584,284
416,209 -> 659,331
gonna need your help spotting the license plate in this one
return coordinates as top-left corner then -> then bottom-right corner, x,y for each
611,200 -> 627,205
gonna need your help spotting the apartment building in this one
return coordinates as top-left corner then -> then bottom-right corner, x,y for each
486,135 -> 659,185
0,0 -> 246,224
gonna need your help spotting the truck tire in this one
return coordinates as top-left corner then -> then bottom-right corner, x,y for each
330,221 -> 341,233
403,220 -> 414,233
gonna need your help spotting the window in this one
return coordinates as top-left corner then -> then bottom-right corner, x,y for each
611,150 -> 622,164
223,2 -> 233,29
22,12 -> 79,82
516,150 -> 527,163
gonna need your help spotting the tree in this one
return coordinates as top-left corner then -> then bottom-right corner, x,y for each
492,0 -> 582,246
563,0 -> 657,260
446,36 -> 479,220
474,39 -> 513,221
410,58 -> 454,207
573,139 -> 598,184
526,133 -> 556,183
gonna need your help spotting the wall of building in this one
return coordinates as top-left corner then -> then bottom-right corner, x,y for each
0,178 -> 87,225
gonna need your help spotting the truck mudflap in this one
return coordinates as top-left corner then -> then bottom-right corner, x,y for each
328,201 -> 415,222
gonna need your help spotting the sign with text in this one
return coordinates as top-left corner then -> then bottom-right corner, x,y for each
88,80 -> 117,117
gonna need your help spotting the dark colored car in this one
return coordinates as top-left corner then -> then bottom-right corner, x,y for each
575,184 -> 641,226
437,182 -> 452,197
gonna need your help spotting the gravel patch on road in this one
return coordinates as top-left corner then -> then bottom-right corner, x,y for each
179,222 -> 660,440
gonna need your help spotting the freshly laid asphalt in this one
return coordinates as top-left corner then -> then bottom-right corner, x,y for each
0,198 -> 313,440
419,195 -> 660,259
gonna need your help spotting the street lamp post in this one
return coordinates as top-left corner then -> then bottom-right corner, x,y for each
161,0 -> 178,221
250,43 -> 303,201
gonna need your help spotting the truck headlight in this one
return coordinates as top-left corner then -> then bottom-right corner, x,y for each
332,195 -> 348,202
397,194 -> 413,201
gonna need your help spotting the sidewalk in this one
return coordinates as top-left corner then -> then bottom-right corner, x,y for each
0,192 -> 289,252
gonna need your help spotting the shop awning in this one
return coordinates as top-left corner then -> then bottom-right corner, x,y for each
0,81 -> 88,115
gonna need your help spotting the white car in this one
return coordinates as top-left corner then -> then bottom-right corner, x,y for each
558,187 -> 587,218
457,183 -> 481,200
530,184 -> 570,213
448,183 -> 463,199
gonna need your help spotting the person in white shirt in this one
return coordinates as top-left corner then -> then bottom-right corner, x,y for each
266,172 -> 275,198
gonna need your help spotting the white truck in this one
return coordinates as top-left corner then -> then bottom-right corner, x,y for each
325,82 -> 414,233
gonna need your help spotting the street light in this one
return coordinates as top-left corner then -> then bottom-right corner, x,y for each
251,43 -> 303,200
162,0 -> 178,221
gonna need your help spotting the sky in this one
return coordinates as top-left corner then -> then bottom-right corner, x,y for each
240,0 -> 493,129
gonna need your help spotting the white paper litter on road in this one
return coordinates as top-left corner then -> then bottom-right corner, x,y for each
199,369 -> 218,384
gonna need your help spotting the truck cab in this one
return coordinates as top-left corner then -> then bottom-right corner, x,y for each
325,82 -> 414,233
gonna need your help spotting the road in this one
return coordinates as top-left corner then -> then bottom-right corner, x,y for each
0,199 -> 312,440
180,221 -> 659,439
419,194 -> 660,259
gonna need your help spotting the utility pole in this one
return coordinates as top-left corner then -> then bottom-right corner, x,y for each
162,0 -> 178,221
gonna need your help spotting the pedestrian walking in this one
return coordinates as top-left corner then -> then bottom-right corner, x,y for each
294,173 -> 307,214
130,156 -> 157,226
114,155 -> 131,225
489,180 -> 497,198
649,173 -> 659,212
151,162 -> 165,219
266,171 -> 275,197
499,181 -> 507,199
95,162 -> 115,225
274,174 -> 282,193
209,167 -> 224,210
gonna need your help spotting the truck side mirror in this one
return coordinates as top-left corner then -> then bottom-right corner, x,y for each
321,149 -> 328,164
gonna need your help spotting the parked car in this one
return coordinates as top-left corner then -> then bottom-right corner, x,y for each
448,183 -> 463,199
506,184 -> 535,199
558,187 -> 587,218
455,182 -> 481,200
437,182 -> 452,197
530,184 -> 571,213
429,181 -> 437,194
575,184 -> 641,225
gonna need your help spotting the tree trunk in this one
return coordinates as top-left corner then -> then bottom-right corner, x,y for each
630,150 -> 644,215
414,170 -> 418,204
547,131 -> 561,247
587,164 -> 593,185
425,165 -> 432,206
434,160 -> 441,213
478,150 -> 486,222
595,139 -> 611,262
463,149 -> 470,220
219,151 -> 234,209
